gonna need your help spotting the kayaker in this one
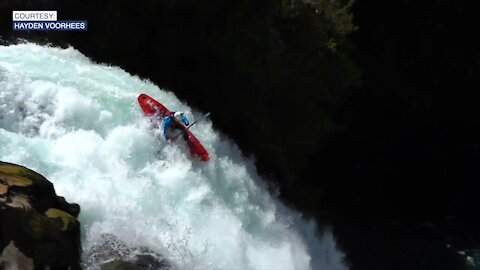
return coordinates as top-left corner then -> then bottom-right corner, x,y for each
162,111 -> 190,142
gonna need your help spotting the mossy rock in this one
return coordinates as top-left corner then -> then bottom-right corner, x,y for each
0,161 -> 81,269
0,163 -> 34,196
0,162 -> 45,187
45,208 -> 78,231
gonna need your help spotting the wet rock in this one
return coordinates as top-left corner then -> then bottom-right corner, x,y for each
87,234 -> 171,270
0,241 -> 34,270
101,260 -> 143,270
0,161 -> 81,269
134,254 -> 170,270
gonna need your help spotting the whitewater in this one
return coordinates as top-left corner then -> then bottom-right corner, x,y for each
0,43 -> 347,270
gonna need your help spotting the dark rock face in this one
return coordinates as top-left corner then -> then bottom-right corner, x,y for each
0,161 -> 81,269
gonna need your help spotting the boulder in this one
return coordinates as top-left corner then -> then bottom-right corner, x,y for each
0,161 -> 81,269
87,234 -> 171,270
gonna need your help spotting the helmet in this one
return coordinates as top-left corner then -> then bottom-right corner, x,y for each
173,111 -> 184,120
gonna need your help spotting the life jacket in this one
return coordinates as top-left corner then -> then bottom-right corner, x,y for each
162,112 -> 189,139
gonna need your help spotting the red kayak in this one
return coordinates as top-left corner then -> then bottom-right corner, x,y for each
138,93 -> 210,161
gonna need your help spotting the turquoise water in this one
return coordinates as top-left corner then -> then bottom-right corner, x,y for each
0,43 -> 347,270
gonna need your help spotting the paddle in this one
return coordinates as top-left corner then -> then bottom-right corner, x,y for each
186,112 -> 211,130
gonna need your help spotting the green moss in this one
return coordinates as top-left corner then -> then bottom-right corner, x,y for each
27,208 -> 75,237
45,208 -> 77,231
0,163 -> 38,186
0,163 -> 30,175
0,174 -> 33,186
0,171 -> 33,187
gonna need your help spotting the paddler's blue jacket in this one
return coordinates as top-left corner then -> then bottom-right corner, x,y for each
162,112 -> 189,139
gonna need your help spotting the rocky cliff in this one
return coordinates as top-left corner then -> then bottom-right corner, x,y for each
0,161 -> 81,269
